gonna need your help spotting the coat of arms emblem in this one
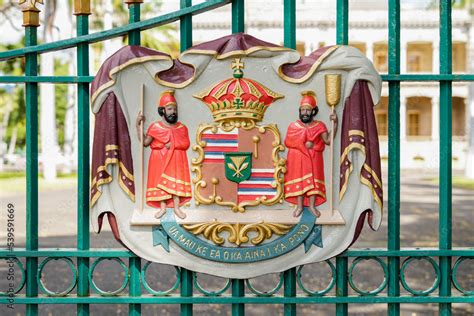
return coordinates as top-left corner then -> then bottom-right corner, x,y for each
90,33 -> 383,278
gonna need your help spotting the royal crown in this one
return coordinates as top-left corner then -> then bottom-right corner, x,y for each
193,58 -> 284,122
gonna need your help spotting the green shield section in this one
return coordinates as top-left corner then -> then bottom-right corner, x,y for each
224,152 -> 252,183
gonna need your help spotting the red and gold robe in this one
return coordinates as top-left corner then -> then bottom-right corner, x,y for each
284,120 -> 328,206
146,121 -> 192,208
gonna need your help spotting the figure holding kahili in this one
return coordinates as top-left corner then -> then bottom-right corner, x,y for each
284,91 -> 338,218
136,90 -> 192,220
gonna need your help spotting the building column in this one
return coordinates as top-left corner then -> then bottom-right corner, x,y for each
432,43 -> 439,74
400,96 -> 407,140
400,43 -> 407,73
431,96 -> 439,140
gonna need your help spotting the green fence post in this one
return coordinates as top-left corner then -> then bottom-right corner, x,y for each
180,0 -> 193,53
439,1 -> 452,315
126,2 -> 143,315
23,9 -> 39,316
336,256 -> 348,316
283,2 -> 296,314
283,268 -> 297,316
336,0 -> 348,46
284,0 -> 296,50
232,279 -> 245,316
74,1 -> 91,315
387,1 -> 401,315
231,0 -> 245,34
180,1 -> 193,315
127,1 -> 142,46
335,2 -> 349,315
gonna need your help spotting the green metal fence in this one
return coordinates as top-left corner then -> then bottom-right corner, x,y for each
1,0 -> 473,315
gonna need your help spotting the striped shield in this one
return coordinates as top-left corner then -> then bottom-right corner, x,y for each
196,125 -> 279,207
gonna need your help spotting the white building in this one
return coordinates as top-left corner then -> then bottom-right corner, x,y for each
161,0 -> 473,171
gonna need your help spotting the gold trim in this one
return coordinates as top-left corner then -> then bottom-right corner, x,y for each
161,174 -> 191,186
340,143 -> 366,166
338,144 -> 383,210
191,121 -> 286,212
363,164 -> 383,189
90,151 -> 135,206
278,46 -> 340,83
284,185 -> 314,198
73,0 -> 91,15
306,190 -> 327,198
348,130 -> 365,137
183,221 -> 293,246
156,184 -> 192,197
105,144 -> 119,151
91,55 -> 172,106
284,173 -> 312,186
180,45 -> 293,61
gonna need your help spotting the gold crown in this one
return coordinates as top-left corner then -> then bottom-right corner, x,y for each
193,58 -> 284,122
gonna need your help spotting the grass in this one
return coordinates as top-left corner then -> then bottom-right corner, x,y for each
429,176 -> 474,190
0,171 -> 77,195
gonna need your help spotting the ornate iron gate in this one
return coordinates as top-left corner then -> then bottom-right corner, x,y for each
0,0 -> 473,315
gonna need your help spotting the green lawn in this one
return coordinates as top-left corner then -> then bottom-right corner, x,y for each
0,172 -> 77,195
429,176 -> 474,190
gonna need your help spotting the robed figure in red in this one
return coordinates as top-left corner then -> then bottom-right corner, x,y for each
136,90 -> 192,219
284,91 -> 338,218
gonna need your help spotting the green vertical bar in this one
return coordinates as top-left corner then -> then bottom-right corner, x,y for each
231,279 -> 245,316
180,268 -> 193,316
129,257 -> 141,316
283,0 -> 296,49
127,3 -> 142,316
336,0 -> 348,45
283,268 -> 296,316
25,25 -> 38,316
335,1 -> 349,315
283,3 -> 296,314
77,13 -> 90,316
387,1 -> 400,315
179,1 -> 193,314
231,0 -> 245,34
128,3 -> 141,45
180,0 -> 193,52
439,1 -> 452,315
336,257 -> 348,316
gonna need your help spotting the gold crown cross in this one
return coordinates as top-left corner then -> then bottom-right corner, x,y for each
231,58 -> 244,78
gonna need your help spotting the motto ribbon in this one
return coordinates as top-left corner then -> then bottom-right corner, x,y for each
152,209 -> 323,263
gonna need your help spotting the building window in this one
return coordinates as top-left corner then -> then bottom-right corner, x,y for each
452,42 -> 467,72
407,42 -> 433,72
375,96 -> 388,136
373,42 -> 388,72
406,96 -> 432,137
452,97 -> 466,136
407,111 -> 420,136
349,42 -> 366,55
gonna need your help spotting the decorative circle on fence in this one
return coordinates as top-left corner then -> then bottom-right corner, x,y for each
400,256 -> 440,296
296,261 -> 336,296
141,262 -> 180,296
89,258 -> 129,296
246,273 -> 284,297
193,273 -> 231,296
452,257 -> 474,295
37,257 -> 78,297
0,257 -> 26,296
348,257 -> 388,295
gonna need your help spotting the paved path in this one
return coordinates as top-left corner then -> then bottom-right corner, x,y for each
1,172 -> 473,315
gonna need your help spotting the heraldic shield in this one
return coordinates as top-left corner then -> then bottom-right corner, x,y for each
192,58 -> 286,212
89,33 -> 384,279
